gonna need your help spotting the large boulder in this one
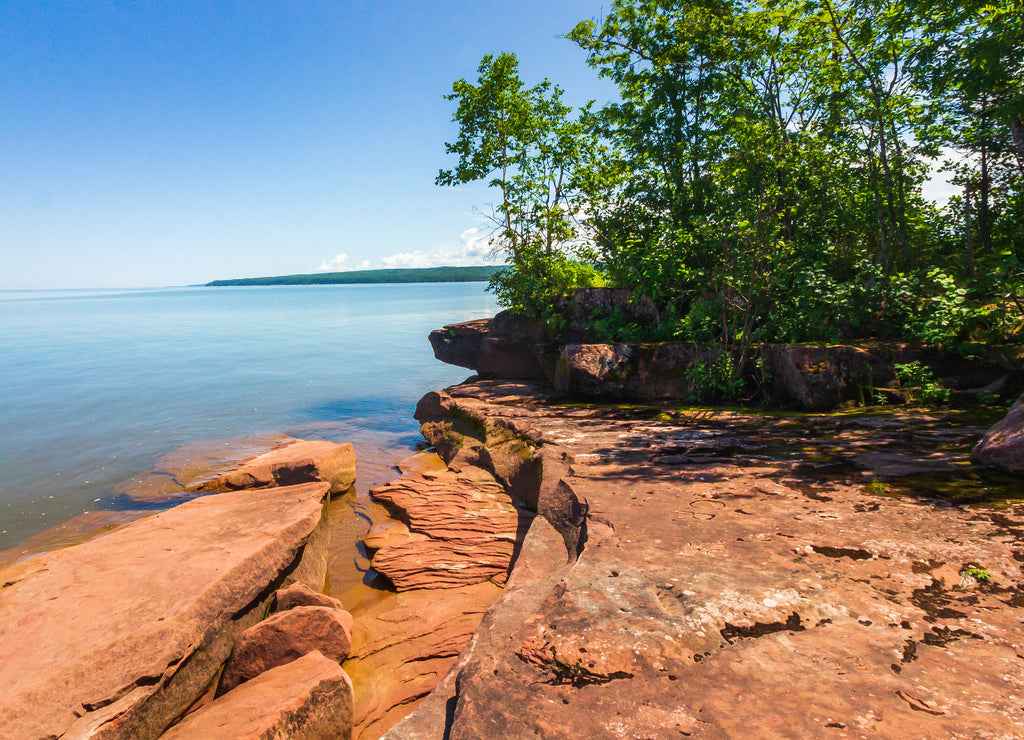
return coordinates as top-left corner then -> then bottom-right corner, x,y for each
971,394 -> 1024,473
218,605 -> 355,695
0,482 -> 331,740
162,651 -> 354,740
198,439 -> 356,494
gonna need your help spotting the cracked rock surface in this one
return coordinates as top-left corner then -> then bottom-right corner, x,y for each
390,381 -> 1024,740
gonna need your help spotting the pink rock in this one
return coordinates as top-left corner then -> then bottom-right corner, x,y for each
0,482 -> 331,740
972,394 -> 1024,474
162,651 -> 354,740
200,439 -> 357,495
368,469 -> 521,590
272,582 -> 343,613
218,606 -> 354,695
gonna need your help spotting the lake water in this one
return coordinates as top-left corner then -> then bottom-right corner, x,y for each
0,283 -> 497,551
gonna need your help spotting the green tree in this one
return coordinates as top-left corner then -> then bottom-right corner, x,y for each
437,53 -> 605,316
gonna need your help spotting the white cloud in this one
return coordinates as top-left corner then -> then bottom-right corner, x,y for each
316,253 -> 350,272
380,228 -> 503,269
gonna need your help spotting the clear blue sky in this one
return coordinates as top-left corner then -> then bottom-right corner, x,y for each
0,1 -> 615,289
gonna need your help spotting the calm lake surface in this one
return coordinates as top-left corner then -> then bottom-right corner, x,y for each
0,283 -> 497,550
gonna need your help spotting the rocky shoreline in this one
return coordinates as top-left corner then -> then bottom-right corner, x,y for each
1,315 -> 1022,739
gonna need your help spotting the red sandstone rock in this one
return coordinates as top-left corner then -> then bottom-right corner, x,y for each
162,651 -> 354,740
368,468 -> 523,590
199,439 -> 356,494
972,393 -> 1024,474
392,380 -> 1024,738
0,482 -> 331,740
218,605 -> 355,695
344,581 -> 501,740
272,581 -> 343,613
362,519 -> 416,552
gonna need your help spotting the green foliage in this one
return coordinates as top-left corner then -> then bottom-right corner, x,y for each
896,361 -> 951,405
487,248 -> 606,325
962,566 -> 992,583
866,478 -> 889,494
438,1 -> 1024,346
977,389 -> 1002,405
684,352 -> 744,403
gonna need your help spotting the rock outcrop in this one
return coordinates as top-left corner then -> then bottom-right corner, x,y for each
387,380 -> 1024,738
0,482 -> 331,740
368,464 -> 525,590
972,393 -> 1024,474
198,439 -> 357,494
428,315 -> 554,381
162,651 -> 354,740
430,307 -> 1024,410
218,605 -> 355,696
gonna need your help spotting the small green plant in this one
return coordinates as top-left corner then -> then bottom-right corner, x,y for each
684,352 -> 744,403
962,566 -> 992,583
977,389 -> 1001,405
866,478 -> 888,494
896,361 -> 950,405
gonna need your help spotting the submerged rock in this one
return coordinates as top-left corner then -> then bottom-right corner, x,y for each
972,393 -> 1024,474
0,482 -> 331,740
162,651 -> 354,740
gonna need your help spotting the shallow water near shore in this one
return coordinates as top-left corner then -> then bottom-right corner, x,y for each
0,283 -> 497,551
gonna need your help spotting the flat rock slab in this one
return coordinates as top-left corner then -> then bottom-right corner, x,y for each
199,440 -> 357,495
272,581 -> 344,613
368,468 -> 525,590
0,481 -> 331,740
402,381 -> 1024,739
162,650 -> 354,740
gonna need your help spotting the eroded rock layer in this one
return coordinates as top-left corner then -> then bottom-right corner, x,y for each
367,462 -> 526,590
973,393 -> 1024,474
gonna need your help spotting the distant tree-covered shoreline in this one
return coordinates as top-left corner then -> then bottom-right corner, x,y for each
206,265 -> 504,286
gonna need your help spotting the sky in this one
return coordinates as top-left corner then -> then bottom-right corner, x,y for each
0,1 -> 615,289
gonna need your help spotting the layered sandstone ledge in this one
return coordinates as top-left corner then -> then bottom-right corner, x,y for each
429,302 -> 1024,409
384,379 -> 1024,738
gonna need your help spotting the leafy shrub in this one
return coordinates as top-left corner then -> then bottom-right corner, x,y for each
685,352 -> 744,403
895,361 -> 950,405
488,250 -> 606,327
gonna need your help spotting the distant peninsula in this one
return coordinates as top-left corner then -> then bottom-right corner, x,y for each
206,265 -> 504,286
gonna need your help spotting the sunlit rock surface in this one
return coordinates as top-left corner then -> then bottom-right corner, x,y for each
0,482 -> 331,740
